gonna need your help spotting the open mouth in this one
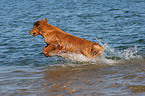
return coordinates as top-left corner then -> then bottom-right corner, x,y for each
33,32 -> 36,36
29,30 -> 36,36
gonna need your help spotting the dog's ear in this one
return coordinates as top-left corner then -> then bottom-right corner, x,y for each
43,18 -> 47,23
34,21 -> 40,27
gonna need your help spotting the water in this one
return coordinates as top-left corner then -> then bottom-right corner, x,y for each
0,0 -> 145,95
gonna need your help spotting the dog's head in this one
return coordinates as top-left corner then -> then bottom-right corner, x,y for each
29,18 -> 47,36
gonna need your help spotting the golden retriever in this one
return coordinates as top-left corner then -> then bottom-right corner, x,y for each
29,18 -> 104,59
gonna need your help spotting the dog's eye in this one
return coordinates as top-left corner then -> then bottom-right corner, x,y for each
34,21 -> 40,26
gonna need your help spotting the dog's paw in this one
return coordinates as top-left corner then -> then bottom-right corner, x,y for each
43,46 -> 47,50
44,53 -> 53,57
43,50 -> 53,57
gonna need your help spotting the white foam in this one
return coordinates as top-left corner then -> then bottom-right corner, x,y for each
51,52 -> 97,62
50,52 -> 117,65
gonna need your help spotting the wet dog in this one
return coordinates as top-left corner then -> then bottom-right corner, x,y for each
29,18 -> 104,59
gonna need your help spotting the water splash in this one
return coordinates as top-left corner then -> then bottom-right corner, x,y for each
102,43 -> 142,60
51,40 -> 142,65
97,39 -> 142,64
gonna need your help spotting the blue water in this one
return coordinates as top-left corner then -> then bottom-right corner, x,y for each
0,0 -> 145,95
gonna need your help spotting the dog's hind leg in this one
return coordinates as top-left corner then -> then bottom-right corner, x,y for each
91,44 -> 104,57
82,47 -> 95,59
82,44 -> 104,59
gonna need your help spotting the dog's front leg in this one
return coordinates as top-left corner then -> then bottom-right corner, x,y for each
43,44 -> 57,57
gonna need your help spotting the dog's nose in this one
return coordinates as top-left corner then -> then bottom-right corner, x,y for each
29,29 -> 33,34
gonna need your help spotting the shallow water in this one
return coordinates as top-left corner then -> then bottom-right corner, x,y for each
0,0 -> 145,95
